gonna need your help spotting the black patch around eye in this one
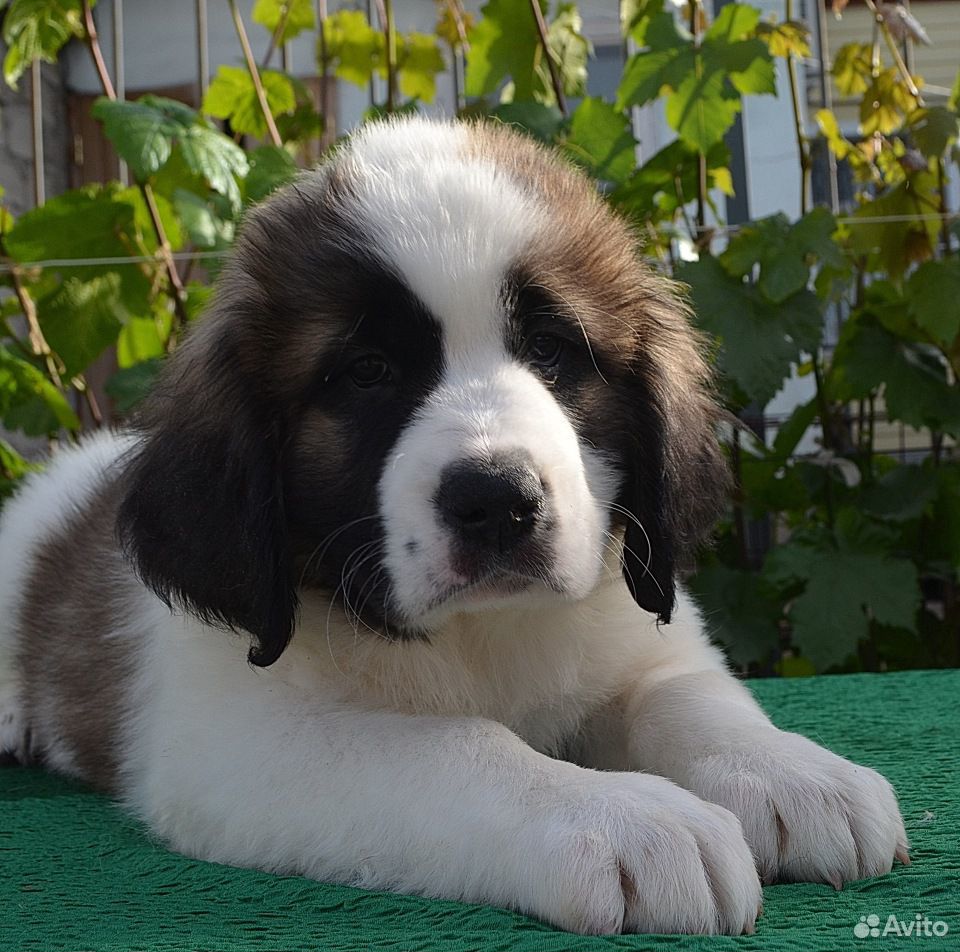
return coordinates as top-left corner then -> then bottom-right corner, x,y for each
283,261 -> 444,641
503,275 -> 599,393
347,353 -> 392,388
523,334 -> 565,369
302,267 -> 443,405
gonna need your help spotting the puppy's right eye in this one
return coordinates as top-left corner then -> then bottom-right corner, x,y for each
348,354 -> 392,388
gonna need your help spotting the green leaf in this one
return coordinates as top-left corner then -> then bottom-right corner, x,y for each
397,32 -> 446,102
92,95 -> 247,212
928,466 -> 960,571
771,397 -> 817,458
860,465 -> 939,523
831,320 -> 960,435
681,255 -> 823,403
92,96 -> 181,181
0,344 -> 80,435
563,97 -> 636,184
252,0 -> 315,43
617,45 -> 688,109
545,2 -> 592,100
611,138 -> 731,220
244,144 -> 298,203
666,64 -> 742,152
117,310 -> 172,368
177,123 -> 249,214
172,189 -> 233,249
466,0 -> 538,100
705,3 -> 759,42
490,102 -> 565,142
908,106 -> 960,158
906,259 -> 960,346
203,65 -> 296,139
687,561 -> 781,667
1,0 -> 85,88
766,543 -> 920,669
4,186 -> 134,262
120,184 -> 183,253
846,173 -> 940,280
949,68 -> 960,112
37,274 -> 123,377
716,38 -> 776,96
0,436 -> 39,501
467,0 -> 584,105
322,9 -> 384,88
105,359 -> 162,413
723,208 -> 841,304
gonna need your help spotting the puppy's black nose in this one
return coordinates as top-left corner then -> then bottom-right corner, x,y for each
436,452 -> 544,552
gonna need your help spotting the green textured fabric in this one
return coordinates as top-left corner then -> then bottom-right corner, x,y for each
2,669 -> 958,952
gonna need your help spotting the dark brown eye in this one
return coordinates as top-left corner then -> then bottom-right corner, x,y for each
525,334 -> 564,369
349,354 -> 391,388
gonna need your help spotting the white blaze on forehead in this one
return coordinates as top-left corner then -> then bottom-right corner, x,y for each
339,119 -> 546,353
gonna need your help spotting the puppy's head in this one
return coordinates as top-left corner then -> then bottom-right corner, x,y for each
117,118 -> 728,666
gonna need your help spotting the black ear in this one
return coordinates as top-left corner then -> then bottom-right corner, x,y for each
116,349 -> 298,668
620,306 -> 731,623
621,408 -> 678,622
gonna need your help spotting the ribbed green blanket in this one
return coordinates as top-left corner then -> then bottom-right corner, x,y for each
2,670 -> 958,952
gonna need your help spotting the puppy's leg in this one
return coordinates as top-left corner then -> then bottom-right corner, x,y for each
578,593 -> 909,887
127,657 -> 759,936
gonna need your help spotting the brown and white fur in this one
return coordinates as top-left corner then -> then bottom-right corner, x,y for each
0,119 -> 907,936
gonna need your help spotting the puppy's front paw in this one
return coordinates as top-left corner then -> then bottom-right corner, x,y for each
533,773 -> 762,936
688,729 -> 908,887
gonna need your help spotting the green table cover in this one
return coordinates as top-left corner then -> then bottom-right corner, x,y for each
2,669 -> 958,952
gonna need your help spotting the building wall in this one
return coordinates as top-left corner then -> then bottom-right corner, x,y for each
0,50 -> 70,216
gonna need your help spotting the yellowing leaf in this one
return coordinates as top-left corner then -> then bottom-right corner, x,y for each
756,19 -> 811,59
252,0 -> 315,44
859,68 -> 919,136
322,9 -> 384,88
397,32 -> 446,102
831,42 -> 872,97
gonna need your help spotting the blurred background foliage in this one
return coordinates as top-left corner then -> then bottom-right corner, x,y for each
1,0 -> 958,675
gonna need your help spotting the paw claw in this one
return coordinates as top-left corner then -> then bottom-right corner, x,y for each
896,846 -> 911,866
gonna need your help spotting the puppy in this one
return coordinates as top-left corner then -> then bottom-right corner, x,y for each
0,118 -> 907,936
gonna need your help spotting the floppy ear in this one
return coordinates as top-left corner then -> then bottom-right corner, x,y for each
620,300 -> 730,623
116,334 -> 298,668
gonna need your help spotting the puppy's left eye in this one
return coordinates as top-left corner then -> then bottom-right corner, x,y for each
525,334 -> 564,369
349,354 -> 392,388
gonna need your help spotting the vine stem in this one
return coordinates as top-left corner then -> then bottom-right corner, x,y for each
383,0 -> 398,112
316,0 -> 335,146
688,0 -> 706,240
445,0 -> 471,51
784,0 -> 810,216
528,0 -> 567,117
81,0 -> 190,330
228,0 -> 283,146
82,0 -> 116,100
3,253 -> 64,391
862,0 -> 924,104
261,1 -> 294,69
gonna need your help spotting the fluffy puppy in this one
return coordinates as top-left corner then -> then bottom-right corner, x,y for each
0,118 -> 907,936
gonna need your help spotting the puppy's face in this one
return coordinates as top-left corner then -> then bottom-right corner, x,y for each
118,119 -> 728,665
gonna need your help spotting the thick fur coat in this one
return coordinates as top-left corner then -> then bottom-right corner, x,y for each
0,119 -> 907,935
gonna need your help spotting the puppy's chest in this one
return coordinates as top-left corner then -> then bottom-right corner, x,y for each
295,612 -> 627,753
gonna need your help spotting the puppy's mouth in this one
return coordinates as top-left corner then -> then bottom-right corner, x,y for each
425,562 -> 562,614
